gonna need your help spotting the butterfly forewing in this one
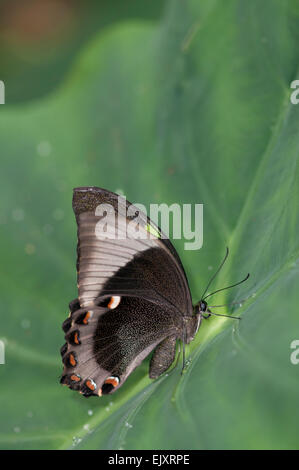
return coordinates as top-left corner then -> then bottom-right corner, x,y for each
73,187 -> 192,313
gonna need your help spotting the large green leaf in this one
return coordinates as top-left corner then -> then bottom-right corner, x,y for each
1,0 -> 299,449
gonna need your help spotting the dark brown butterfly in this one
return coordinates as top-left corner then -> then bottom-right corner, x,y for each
60,187 -> 249,397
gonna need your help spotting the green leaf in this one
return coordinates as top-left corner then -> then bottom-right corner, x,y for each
1,0 -> 299,449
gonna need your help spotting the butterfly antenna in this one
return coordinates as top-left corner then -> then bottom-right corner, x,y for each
207,311 -> 241,320
200,247 -> 229,300
203,273 -> 250,301
209,296 -> 251,308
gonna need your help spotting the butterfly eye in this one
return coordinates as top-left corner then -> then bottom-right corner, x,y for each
200,301 -> 207,312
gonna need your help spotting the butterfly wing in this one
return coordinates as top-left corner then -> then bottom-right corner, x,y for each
72,187 -> 193,315
60,187 -> 196,396
61,296 -> 180,396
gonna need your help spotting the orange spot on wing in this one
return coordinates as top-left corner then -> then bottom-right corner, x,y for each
86,380 -> 95,391
83,312 -> 90,324
105,377 -> 119,388
70,374 -> 80,382
69,354 -> 76,367
108,296 -> 121,309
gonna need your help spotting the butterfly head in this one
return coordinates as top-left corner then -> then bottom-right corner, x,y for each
198,300 -> 208,313
193,299 -> 211,319
193,248 -> 250,322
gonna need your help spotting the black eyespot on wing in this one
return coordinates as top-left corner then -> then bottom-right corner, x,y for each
65,330 -> 81,346
63,351 -> 78,368
69,374 -> 82,390
100,376 -> 120,395
81,379 -> 97,397
61,373 -> 82,391
101,383 -> 114,395
75,311 -> 92,325
62,317 -> 72,333
96,298 -> 111,308
69,298 -> 80,312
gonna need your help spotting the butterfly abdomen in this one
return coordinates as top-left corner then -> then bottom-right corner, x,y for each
183,315 -> 201,344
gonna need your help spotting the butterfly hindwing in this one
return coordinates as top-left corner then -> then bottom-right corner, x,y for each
61,296 -> 181,396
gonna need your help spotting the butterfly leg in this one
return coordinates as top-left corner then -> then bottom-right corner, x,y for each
149,335 -> 177,379
202,313 -> 211,319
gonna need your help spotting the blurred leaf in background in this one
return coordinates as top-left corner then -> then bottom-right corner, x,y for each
0,0 -> 166,103
1,0 -> 299,450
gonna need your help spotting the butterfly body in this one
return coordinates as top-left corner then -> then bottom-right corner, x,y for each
60,187 -> 201,397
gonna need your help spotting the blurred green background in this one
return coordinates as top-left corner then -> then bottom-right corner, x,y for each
0,0 -> 166,103
1,0 -> 299,450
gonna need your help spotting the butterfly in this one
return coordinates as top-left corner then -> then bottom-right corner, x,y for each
60,187 -> 249,397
